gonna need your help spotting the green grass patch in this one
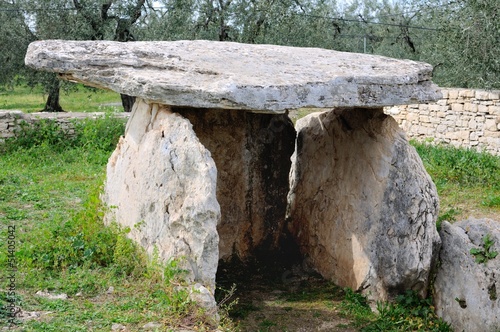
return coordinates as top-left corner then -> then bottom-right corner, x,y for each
0,84 -> 121,113
412,141 -> 500,188
412,141 -> 500,223
339,289 -> 451,331
0,117 -> 235,331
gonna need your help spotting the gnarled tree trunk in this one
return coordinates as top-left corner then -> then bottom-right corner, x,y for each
43,77 -> 63,112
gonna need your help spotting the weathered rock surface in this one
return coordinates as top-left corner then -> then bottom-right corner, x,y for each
287,108 -> 441,302
177,107 -> 296,261
434,219 -> 500,332
102,99 -> 220,290
25,40 -> 441,112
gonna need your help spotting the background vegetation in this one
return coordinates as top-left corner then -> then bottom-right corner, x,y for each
0,115 -> 237,330
0,0 -> 499,112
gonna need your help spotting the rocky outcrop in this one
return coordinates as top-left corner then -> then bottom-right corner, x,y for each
434,219 -> 500,332
103,99 -> 220,290
287,108 -> 441,302
25,40 -> 441,112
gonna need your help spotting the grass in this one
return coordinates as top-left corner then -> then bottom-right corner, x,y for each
0,84 -> 121,113
0,115 -> 235,331
412,141 -> 500,224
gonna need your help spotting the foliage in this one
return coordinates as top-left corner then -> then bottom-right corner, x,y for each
361,291 -> 451,331
0,1 -> 34,87
339,289 -> 451,330
470,233 -> 499,264
0,116 -> 238,330
1,0 -> 146,111
426,0 -> 499,89
1,113 -> 125,158
411,141 -> 500,189
338,288 -> 375,327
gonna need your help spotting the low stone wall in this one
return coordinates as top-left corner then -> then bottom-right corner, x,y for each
386,88 -> 500,155
0,110 -> 129,140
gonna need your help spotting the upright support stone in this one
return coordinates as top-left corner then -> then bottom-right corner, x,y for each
177,108 -> 296,261
287,108 -> 441,301
103,99 -> 220,290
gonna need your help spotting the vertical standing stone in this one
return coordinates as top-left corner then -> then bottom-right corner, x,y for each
178,108 -> 296,261
103,99 -> 220,290
287,108 -> 441,302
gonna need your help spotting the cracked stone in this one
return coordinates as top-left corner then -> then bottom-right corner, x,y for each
287,108 -> 440,303
434,218 -> 500,331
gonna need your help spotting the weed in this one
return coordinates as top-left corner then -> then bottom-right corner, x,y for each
362,291 -> 451,331
412,141 -> 500,188
437,208 -> 460,224
72,113 -> 126,152
338,288 -> 374,326
1,113 -> 125,156
482,195 -> 500,207
470,233 -> 498,264
6,119 -> 72,153
437,208 -> 461,229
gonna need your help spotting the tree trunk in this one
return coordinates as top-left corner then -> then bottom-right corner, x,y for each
120,94 -> 136,113
43,78 -> 63,112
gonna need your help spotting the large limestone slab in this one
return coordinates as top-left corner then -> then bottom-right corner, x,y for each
287,108 -> 441,302
434,219 -> 500,331
25,40 -> 441,112
102,99 -> 220,290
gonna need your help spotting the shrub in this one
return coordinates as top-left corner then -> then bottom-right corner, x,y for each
1,113 -> 125,154
412,141 -> 500,189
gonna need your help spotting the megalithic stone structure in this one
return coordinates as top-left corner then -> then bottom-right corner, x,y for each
25,40 -> 442,304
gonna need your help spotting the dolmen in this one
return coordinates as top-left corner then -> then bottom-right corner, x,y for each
25,40 -> 442,307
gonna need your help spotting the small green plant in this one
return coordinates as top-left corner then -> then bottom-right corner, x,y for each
3,118 -> 71,153
338,288 -> 374,327
482,195 -> 500,207
437,208 -> 461,230
437,208 -> 460,224
362,291 -> 451,332
470,233 -> 498,264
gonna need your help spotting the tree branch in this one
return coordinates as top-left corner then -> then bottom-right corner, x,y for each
101,0 -> 115,20
129,0 -> 146,24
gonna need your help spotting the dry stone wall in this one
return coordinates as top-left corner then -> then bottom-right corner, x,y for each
386,88 -> 500,155
0,110 -> 129,140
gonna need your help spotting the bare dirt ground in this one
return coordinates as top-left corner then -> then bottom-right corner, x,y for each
217,261 -> 360,332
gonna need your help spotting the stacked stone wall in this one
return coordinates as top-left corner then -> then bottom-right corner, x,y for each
386,88 -> 500,155
0,110 -> 129,141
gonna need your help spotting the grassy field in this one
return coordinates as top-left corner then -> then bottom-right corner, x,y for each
0,84 -> 121,113
1,87 -> 499,331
